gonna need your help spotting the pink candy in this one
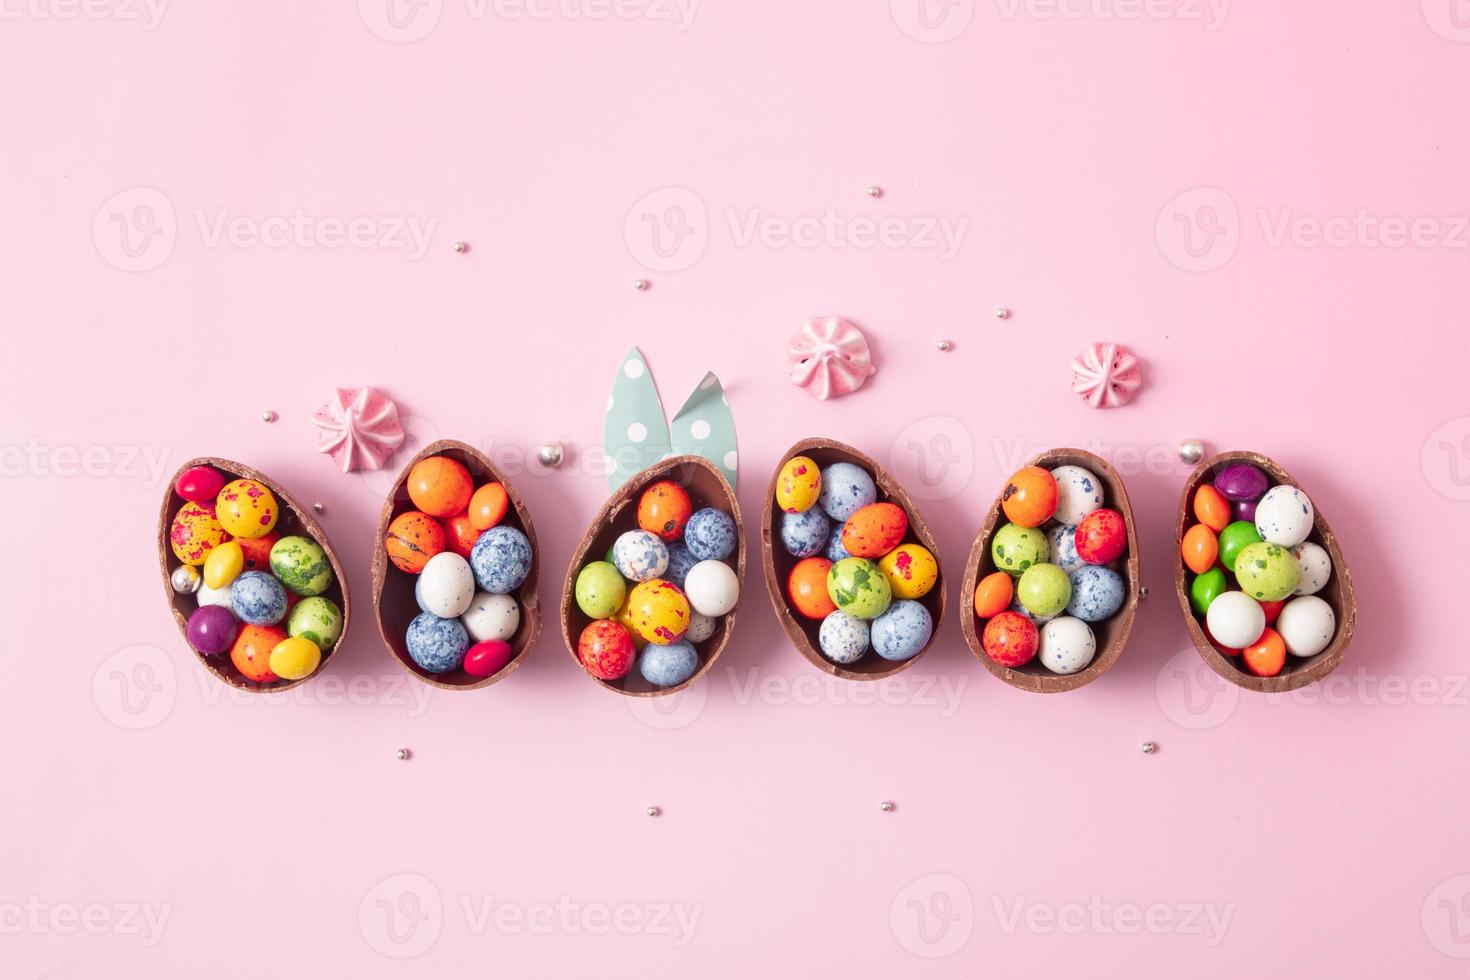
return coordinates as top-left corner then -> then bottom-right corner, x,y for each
312,387 -> 405,472
1071,342 -> 1141,409
787,316 -> 877,400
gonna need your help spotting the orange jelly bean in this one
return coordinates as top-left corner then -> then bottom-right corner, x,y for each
972,571 -> 1015,619
1193,485 -> 1231,533
1181,524 -> 1220,575
1242,628 -> 1286,677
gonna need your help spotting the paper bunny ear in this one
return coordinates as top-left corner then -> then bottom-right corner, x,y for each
671,373 -> 738,490
604,347 -> 672,491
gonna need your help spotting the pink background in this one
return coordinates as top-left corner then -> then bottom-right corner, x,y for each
4,1 -> 1469,976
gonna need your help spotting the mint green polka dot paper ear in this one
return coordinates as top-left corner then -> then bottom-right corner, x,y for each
670,372 -> 737,490
602,348 -> 738,492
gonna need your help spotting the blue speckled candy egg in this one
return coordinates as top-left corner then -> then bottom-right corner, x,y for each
470,526 -> 533,593
637,639 -> 699,687
1049,465 -> 1105,526
230,571 -> 287,626
611,530 -> 669,582
781,507 -> 830,558
825,532 -> 852,563
664,542 -> 698,589
684,508 -> 737,561
405,611 -> 469,673
818,462 -> 878,522
1008,596 -> 1057,626
870,599 -> 933,662
1046,523 -> 1084,575
818,610 -> 870,664
1066,565 -> 1125,623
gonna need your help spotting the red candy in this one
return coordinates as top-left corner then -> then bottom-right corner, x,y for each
578,620 -> 635,681
175,465 -> 226,503
444,513 -> 480,560
1074,508 -> 1127,565
1260,599 -> 1286,626
464,640 -> 515,678
982,611 -> 1039,668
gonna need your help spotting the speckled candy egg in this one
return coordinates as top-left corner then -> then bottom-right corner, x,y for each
186,604 -> 238,656
818,610 -> 870,664
684,560 -> 740,617
981,610 -> 1039,668
685,508 -> 737,561
1254,485 -> 1315,548
575,561 -> 627,619
870,599 -> 933,662
775,456 -> 822,514
385,511 -> 445,574
230,571 -> 287,626
611,530 -> 669,582
1066,565 -> 1125,623
841,503 -> 908,559
637,639 -> 699,687
464,640 -> 514,678
416,552 -> 476,619
1046,524 -> 1084,575
230,624 -> 285,683
1074,509 -> 1127,565
818,462 -> 877,522
638,480 -> 693,541
1277,595 -> 1335,658
1000,466 -> 1058,528
878,543 -> 938,600
287,596 -> 343,650
269,535 -> 333,597
1214,463 -> 1268,502
462,591 -> 519,643
664,542 -> 698,589
215,479 -> 279,539
1038,616 -> 1096,675
827,557 -> 892,620
991,523 -> 1049,576
781,507 -> 830,558
686,612 -> 717,644
407,456 -> 474,518
825,533 -> 852,563
1050,465 -> 1105,526
1234,542 -> 1300,602
628,579 -> 691,644
170,502 -> 228,566
1017,563 -> 1071,618
1293,542 -> 1332,596
406,612 -> 469,673
579,620 -> 635,680
471,526 -> 533,593
1206,591 -> 1266,650
237,533 -> 277,573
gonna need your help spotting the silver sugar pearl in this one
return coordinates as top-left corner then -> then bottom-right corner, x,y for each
313,502 -> 325,514
536,443 -> 564,468
879,800 -> 895,812
995,307 -> 1010,319
937,340 -> 953,352
261,410 -> 276,423
1141,741 -> 1157,754
1139,586 -> 1150,600
1178,439 -> 1205,465
452,241 -> 467,253
634,278 -> 650,291
866,186 -> 883,198
170,564 -> 201,595
646,805 -> 661,817
396,748 -> 411,761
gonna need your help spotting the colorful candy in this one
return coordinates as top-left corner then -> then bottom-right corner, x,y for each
982,611 -> 1039,668
462,591 -> 520,643
579,620 -> 636,680
991,523 -> 1048,576
231,624 -> 285,682
203,540 -> 244,590
268,636 -> 321,681
684,560 -> 740,617
819,462 -> 877,522
230,571 -> 287,626
407,456 -> 473,518
870,600 -> 932,662
1180,524 -> 1219,575
575,561 -> 627,620
170,501 -> 228,566
444,513 -> 481,559
776,456 -> 822,514
1233,542 -> 1300,602
464,640 -> 515,678
186,605 -> 238,656
287,597 -> 343,650
1050,465 -> 1104,526
788,558 -> 837,619
405,612 -> 469,673
1254,485 -> 1314,548
818,610 -> 870,664
612,529 -> 670,582
1192,485 -> 1231,533
627,579 -> 692,644
1074,509 -> 1126,565
972,571 -> 1014,619
175,465 -> 227,503
1241,628 -> 1286,678
416,552 -> 476,618
878,544 -> 938,600
780,507 -> 831,558
1205,592 -> 1266,650
1001,466 -> 1058,528
841,502 -> 908,558
1276,595 -> 1335,658
385,511 -> 445,574
470,526 -> 533,594
637,481 -> 694,541
826,557 -> 892,620
269,535 -> 333,596
1037,617 -> 1096,675
1016,563 -> 1071,619
468,482 -> 509,531
1066,566 -> 1124,623
215,479 -> 278,539
684,508 -> 737,561
637,639 -> 699,687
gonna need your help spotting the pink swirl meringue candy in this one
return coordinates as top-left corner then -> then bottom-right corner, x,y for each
1071,342 -> 1142,409
787,316 -> 877,400
312,387 -> 406,472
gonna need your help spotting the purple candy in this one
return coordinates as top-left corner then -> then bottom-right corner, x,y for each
187,604 -> 238,656
1232,497 -> 1258,523
1213,463 -> 1268,502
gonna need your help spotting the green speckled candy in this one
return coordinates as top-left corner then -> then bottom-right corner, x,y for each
1190,567 -> 1227,616
1233,541 -> 1300,602
991,523 -> 1049,576
827,557 -> 892,620
1217,521 -> 1262,572
288,596 -> 343,650
1017,563 -> 1072,618
576,561 -> 627,619
269,535 -> 333,596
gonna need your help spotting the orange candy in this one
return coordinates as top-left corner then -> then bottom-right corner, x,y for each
637,481 -> 694,542
972,571 -> 1015,619
788,557 -> 837,620
469,483 -> 510,531
1242,627 -> 1287,677
385,510 -> 446,573
444,512 -> 480,559
1001,466 -> 1058,528
236,532 -> 278,572
1193,485 -> 1231,533
231,624 -> 286,683
841,502 -> 908,558
1181,524 -> 1219,575
408,456 -> 474,518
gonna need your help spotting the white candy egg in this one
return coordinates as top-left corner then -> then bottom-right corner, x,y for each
461,591 -> 520,642
1206,591 -> 1266,649
1254,485 -> 1314,547
1277,595 -> 1335,658
196,581 -> 234,608
1037,616 -> 1096,675
683,560 -> 740,617
1292,542 -> 1332,596
686,612 -> 717,644
1049,465 -> 1105,526
417,552 -> 475,619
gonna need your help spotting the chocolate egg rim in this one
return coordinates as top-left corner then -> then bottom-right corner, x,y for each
370,439 -> 542,691
559,454 -> 746,698
961,448 -> 1141,694
760,437 -> 948,682
157,456 -> 351,693
1174,450 -> 1357,694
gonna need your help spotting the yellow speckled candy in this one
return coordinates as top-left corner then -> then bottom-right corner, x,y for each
169,502 -> 229,566
628,579 -> 691,645
614,593 -> 648,651
203,540 -> 245,589
878,543 -> 938,600
268,636 -> 321,681
216,479 -> 279,539
775,455 -> 822,514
